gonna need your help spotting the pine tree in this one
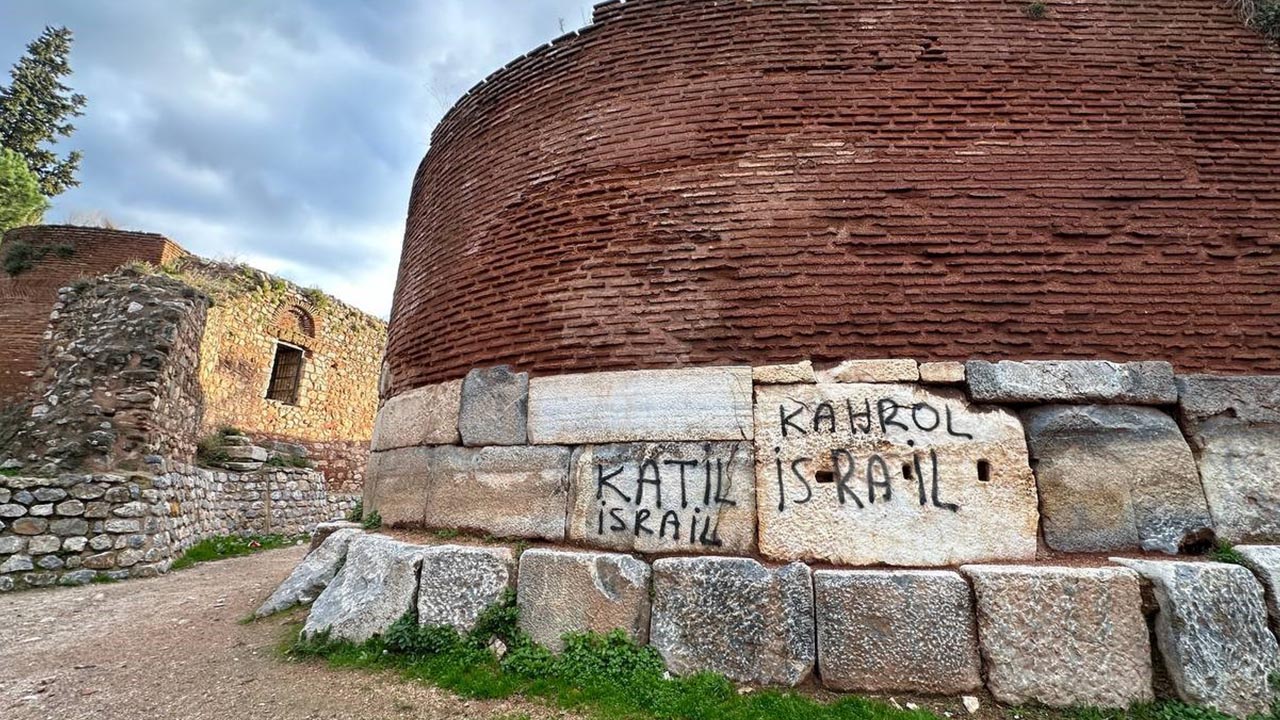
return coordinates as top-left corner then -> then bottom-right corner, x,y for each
0,26 -> 87,197
0,148 -> 47,232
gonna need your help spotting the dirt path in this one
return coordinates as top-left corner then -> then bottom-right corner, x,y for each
0,546 -> 569,720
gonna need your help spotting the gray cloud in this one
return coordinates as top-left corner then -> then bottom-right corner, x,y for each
0,0 -> 597,316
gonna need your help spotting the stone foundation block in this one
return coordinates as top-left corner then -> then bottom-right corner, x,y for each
423,446 -> 570,540
1023,405 -> 1212,553
527,367 -> 753,444
417,545 -> 514,633
919,361 -> 965,384
567,441 -> 754,554
1237,545 -> 1280,635
817,358 -> 919,383
815,570 -> 980,694
752,361 -> 816,384
650,556 -> 813,686
256,528 -> 361,618
1114,558 -> 1279,718
962,565 -> 1152,708
1177,376 -> 1280,543
303,534 -> 427,643
967,360 -> 1177,404
517,549 -> 651,651
371,379 -> 462,451
363,447 -> 431,527
459,365 -> 529,446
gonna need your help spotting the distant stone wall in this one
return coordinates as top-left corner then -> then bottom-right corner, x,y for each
0,225 -> 187,402
0,460 -> 351,592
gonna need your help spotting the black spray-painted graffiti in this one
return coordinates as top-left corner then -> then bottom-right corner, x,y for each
592,446 -> 740,548
772,397 -> 982,514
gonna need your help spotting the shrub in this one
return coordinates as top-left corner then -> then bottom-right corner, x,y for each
362,509 -> 382,530
345,499 -> 363,523
1259,1 -> 1280,43
1024,1 -> 1047,19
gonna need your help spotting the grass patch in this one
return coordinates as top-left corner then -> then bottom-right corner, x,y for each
362,509 -> 382,530
1024,1 -> 1047,19
171,534 -> 305,570
0,467 -> 22,477
1209,539 -> 1245,565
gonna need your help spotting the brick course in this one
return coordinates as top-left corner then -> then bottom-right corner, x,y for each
385,0 -> 1280,395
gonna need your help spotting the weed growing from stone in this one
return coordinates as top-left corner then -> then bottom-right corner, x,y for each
361,510 -> 382,530
1208,540 -> 1245,565
345,499 -> 363,523
1024,2 -> 1047,19
171,534 -> 304,570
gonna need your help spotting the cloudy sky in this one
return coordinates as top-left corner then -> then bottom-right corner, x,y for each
0,0 -> 598,317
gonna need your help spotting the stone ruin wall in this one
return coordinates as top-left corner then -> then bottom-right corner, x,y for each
0,226 -> 186,402
0,460 -> 348,591
355,358 -> 1280,716
386,0 -> 1280,395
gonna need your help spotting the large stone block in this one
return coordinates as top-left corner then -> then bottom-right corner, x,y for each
567,441 -> 754,555
967,360 -> 1177,404
363,447 -> 431,527
650,556 -> 813,686
1023,405 -> 1212,553
370,380 -> 462,451
817,358 -> 919,383
423,446 -> 569,540
459,365 -> 529,447
1114,558 -> 1280,718
962,565 -> 1153,708
752,361 -> 816,384
814,570 -> 980,694
1177,375 -> 1280,543
755,383 -> 1038,566
303,535 -> 427,643
256,528 -> 361,618
526,367 -> 753,444
919,361 -> 965,385
517,549 -> 651,652
1237,545 -> 1280,635
417,545 -> 514,633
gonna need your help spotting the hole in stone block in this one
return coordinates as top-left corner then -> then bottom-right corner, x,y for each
814,470 -> 834,484
902,463 -> 913,480
977,459 -> 991,482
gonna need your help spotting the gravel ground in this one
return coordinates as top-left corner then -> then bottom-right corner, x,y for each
0,546 -> 571,720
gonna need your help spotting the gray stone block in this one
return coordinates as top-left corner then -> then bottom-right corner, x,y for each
815,569 -> 980,694
962,565 -> 1152,708
256,528 -> 362,618
417,545 -> 514,633
363,447 -> 431,527
967,360 -> 1177,404
1114,558 -> 1280,718
1023,405 -> 1212,553
1237,545 -> 1280,636
527,367 -> 753,444
371,379 -> 462,451
303,534 -> 427,643
650,556 -> 814,686
517,549 -> 651,652
423,446 -> 570,540
566,441 -> 754,555
459,365 -> 529,446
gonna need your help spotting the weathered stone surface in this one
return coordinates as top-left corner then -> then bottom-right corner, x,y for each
567,442 -> 754,555
458,365 -> 529,447
0,536 -> 24,554
0,554 -> 34,573
755,383 -> 1038,566
54,499 -> 85,516
650,557 -> 814,686
303,535 -> 427,643
967,360 -> 1177,404
1023,405 -> 1212,553
417,545 -> 514,632
1113,558 -> 1279,718
815,570 -> 980,694
517,549 -> 651,652
817,358 -> 919,383
370,379 -> 462,451
11,517 -> 47,535
49,518 -> 89,536
752,361 -> 816,384
527,367 -> 753,444
309,520 -> 362,551
1177,375 -> 1280,543
425,446 -> 569,540
27,535 -> 61,554
962,565 -> 1152,708
919,361 -> 965,385
224,445 -> 269,462
256,528 -> 362,618
363,447 -> 431,527
1237,545 -> 1280,635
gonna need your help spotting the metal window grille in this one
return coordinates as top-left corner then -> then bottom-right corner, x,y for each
266,343 -> 305,404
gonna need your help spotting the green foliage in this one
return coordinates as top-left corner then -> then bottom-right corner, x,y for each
1024,2 -> 1048,19
2,237 -> 74,277
0,26 -> 87,197
171,534 -> 303,570
0,467 -> 22,477
195,433 -> 230,466
0,148 -> 47,232
362,509 -> 383,530
1258,1 -> 1280,43
264,454 -> 312,469
1209,539 -> 1245,565
432,528 -> 461,540
301,286 -> 332,312
345,499 -> 363,523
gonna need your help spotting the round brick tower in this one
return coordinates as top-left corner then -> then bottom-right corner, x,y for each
385,0 -> 1280,397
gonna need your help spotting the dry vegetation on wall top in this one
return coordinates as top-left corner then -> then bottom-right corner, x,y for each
383,0 -> 1280,394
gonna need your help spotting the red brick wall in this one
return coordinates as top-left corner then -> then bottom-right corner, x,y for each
385,0 -> 1280,395
0,226 -> 187,401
